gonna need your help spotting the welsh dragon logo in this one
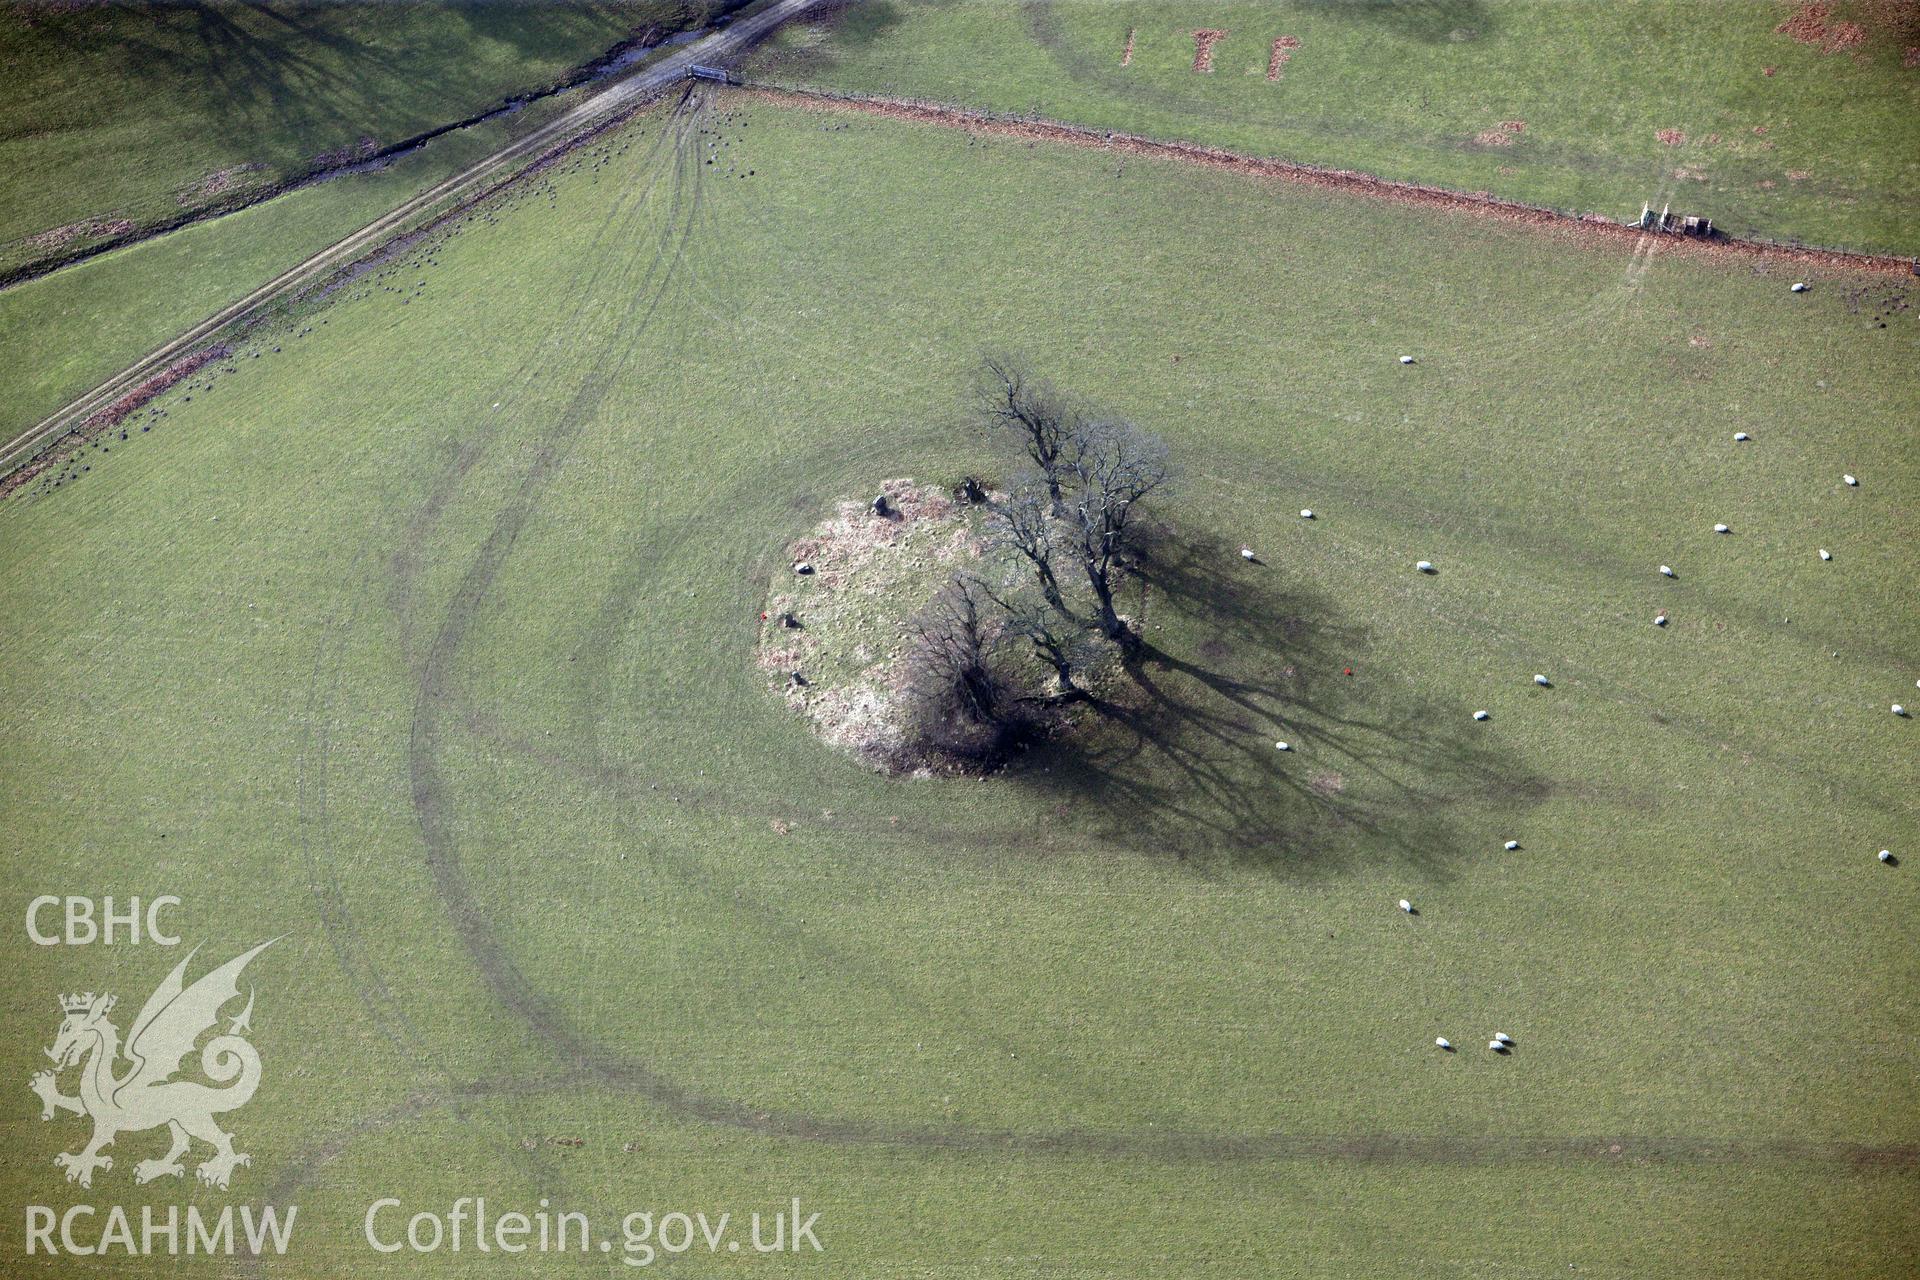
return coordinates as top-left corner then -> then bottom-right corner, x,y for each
29,941 -> 274,1190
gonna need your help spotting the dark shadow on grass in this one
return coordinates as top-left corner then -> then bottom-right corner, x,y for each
1011,526 -> 1545,879
1294,0 -> 1493,44
32,2 -> 666,179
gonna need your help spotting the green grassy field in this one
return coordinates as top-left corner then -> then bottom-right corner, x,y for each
0,0 -> 723,274
750,0 -> 1920,254
2,87 -> 1916,1275
0,89 -> 592,438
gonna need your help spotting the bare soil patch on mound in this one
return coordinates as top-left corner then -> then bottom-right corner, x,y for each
759,478 -> 988,771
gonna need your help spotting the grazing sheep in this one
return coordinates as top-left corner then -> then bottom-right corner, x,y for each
1713,523 -> 1730,533
792,561 -> 814,575
1534,674 -> 1551,687
1879,850 -> 1895,864
1473,710 -> 1490,721
1734,432 -> 1750,442
1241,546 -> 1257,561
1660,565 -> 1676,578
1398,898 -> 1415,914
1488,1039 -> 1508,1053
1416,560 -> 1435,573
1819,549 -> 1832,561
1435,1037 -> 1454,1051
1300,509 -> 1314,519
1400,355 -> 1416,365
1894,704 -> 1908,717
1494,1032 -> 1514,1046
1654,612 -> 1669,627
1791,282 -> 1808,292
1275,741 -> 1291,752
1844,474 -> 1858,487
1504,840 -> 1520,851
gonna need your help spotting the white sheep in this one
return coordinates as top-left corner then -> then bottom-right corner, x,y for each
1713,523 -> 1730,534
1879,850 -> 1894,864
1819,549 -> 1832,561
1300,509 -> 1314,519
1435,1037 -> 1454,1050
1844,474 -> 1858,487
1488,1039 -> 1508,1053
1791,282 -> 1808,292
1894,704 -> 1908,717
1734,432 -> 1750,442
1533,674 -> 1551,687
1493,1032 -> 1514,1046
1398,898 -> 1415,914
1240,546 -> 1257,561
1473,710 -> 1490,721
1504,839 -> 1520,851
1416,560 -> 1435,573
1275,741 -> 1291,751
1654,613 -> 1669,627
1660,565 -> 1676,578
1400,355 -> 1416,365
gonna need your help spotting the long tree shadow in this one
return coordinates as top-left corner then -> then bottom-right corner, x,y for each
36,1 -> 659,177
1015,526 -> 1547,879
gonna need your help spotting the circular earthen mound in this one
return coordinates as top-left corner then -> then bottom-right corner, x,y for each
758,478 -> 989,770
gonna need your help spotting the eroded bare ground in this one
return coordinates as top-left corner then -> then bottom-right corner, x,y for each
0,345 -> 228,500
761,478 -> 982,768
740,86 -> 1918,278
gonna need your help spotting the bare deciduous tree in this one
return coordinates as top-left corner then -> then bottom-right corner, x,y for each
974,353 -> 1079,499
976,577 -> 1093,700
987,477 -> 1071,618
903,576 -> 1007,732
1058,418 -> 1171,645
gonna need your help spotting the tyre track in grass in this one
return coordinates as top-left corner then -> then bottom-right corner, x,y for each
275,95 -> 723,1257
300,88 -> 696,1061
252,1069 -> 1916,1265
265,84 -> 1914,1256
404,83 -> 720,1080
378,111 -> 1920,1187
0,0 -> 829,484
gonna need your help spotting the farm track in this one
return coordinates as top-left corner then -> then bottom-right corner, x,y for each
0,0 -> 826,487
739,84 -> 1920,279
